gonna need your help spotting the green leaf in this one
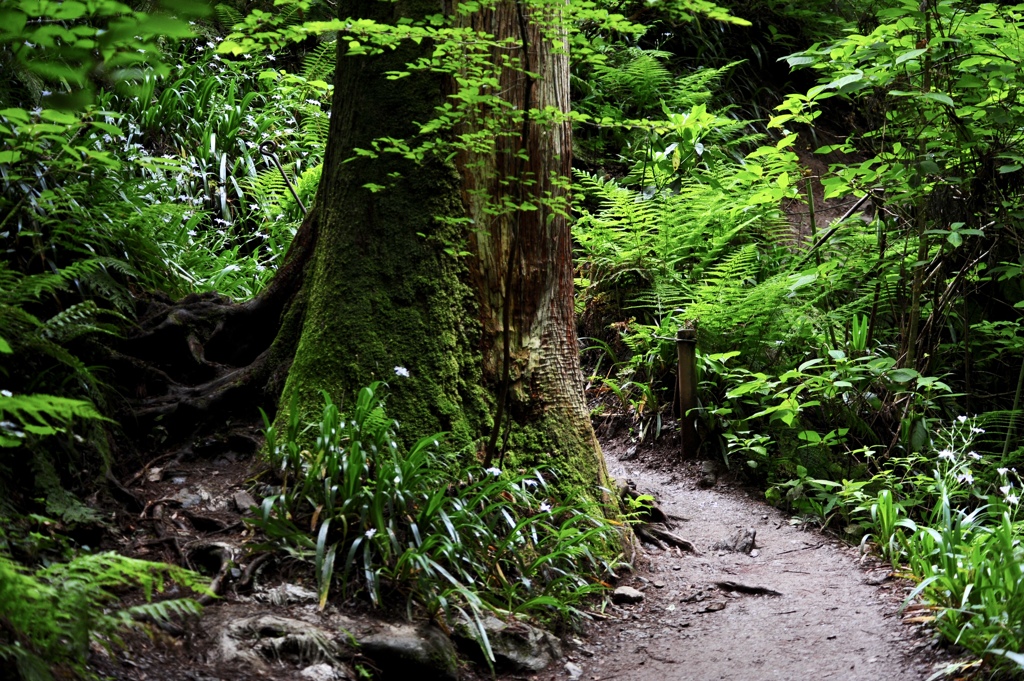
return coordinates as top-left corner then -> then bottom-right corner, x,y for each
889,368 -> 918,383
894,48 -> 927,65
798,430 -> 822,443
829,71 -> 864,91
39,110 -> 80,125
920,92 -> 954,106
785,55 -> 817,67
52,1 -> 87,19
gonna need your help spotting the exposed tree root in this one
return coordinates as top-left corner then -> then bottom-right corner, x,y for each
636,523 -> 698,553
105,212 -> 319,468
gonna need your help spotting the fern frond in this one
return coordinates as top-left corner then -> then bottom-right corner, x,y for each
213,2 -> 244,29
302,40 -> 337,82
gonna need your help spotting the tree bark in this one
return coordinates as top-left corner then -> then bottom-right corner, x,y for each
277,0 -> 609,499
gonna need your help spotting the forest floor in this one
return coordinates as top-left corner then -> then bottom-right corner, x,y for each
94,421 -> 956,681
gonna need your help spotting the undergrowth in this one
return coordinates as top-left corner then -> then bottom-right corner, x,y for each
251,383 -> 620,660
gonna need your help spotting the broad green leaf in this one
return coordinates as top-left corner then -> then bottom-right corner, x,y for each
829,71 -> 864,91
895,48 -> 927,65
889,368 -> 919,383
52,1 -> 86,19
920,91 -> 954,106
785,55 -> 817,67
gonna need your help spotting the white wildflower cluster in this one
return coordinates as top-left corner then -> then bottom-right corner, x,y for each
996,467 -> 1021,506
932,415 -> 987,490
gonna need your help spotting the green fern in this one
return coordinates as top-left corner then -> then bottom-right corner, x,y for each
302,40 -> 337,83
0,551 -> 206,681
213,2 -> 244,29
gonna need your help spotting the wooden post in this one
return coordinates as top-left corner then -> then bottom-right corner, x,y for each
676,328 -> 698,459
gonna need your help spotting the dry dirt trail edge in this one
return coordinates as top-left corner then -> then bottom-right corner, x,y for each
567,450 -> 946,681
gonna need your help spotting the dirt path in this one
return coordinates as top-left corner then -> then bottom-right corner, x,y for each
567,447 -> 944,681
100,433 -> 950,681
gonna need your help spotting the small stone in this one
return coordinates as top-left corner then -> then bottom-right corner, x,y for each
360,624 -> 458,681
299,663 -> 346,681
703,601 -> 727,613
565,661 -> 583,680
653,581 -> 666,589
233,489 -> 258,514
147,467 -> 164,483
611,586 -> 644,605
452,614 -> 562,672
172,486 -> 206,509
713,527 -> 756,554
698,460 -> 718,488
750,549 -> 760,558
619,446 -> 638,461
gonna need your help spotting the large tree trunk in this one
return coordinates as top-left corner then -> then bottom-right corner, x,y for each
121,0 -> 608,504
280,0 -> 609,499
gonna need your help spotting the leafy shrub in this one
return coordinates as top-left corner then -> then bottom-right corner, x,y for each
252,383 -> 617,652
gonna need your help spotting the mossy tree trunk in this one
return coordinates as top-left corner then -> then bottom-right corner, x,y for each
279,0 -> 609,499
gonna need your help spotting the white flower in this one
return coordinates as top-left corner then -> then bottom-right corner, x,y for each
957,415 -> 968,423
523,479 -> 538,488
971,427 -> 986,434
539,501 -> 552,512
1000,485 -> 1012,496
394,366 -> 410,378
485,467 -> 501,477
937,449 -> 955,462
365,528 -> 377,539
968,451 -> 982,461
998,467 -> 1009,476
267,54 -> 276,61
1008,494 -> 1019,505
0,390 -> 12,397
956,471 -> 974,485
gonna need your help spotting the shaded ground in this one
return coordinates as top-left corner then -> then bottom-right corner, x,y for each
92,422 -> 953,681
